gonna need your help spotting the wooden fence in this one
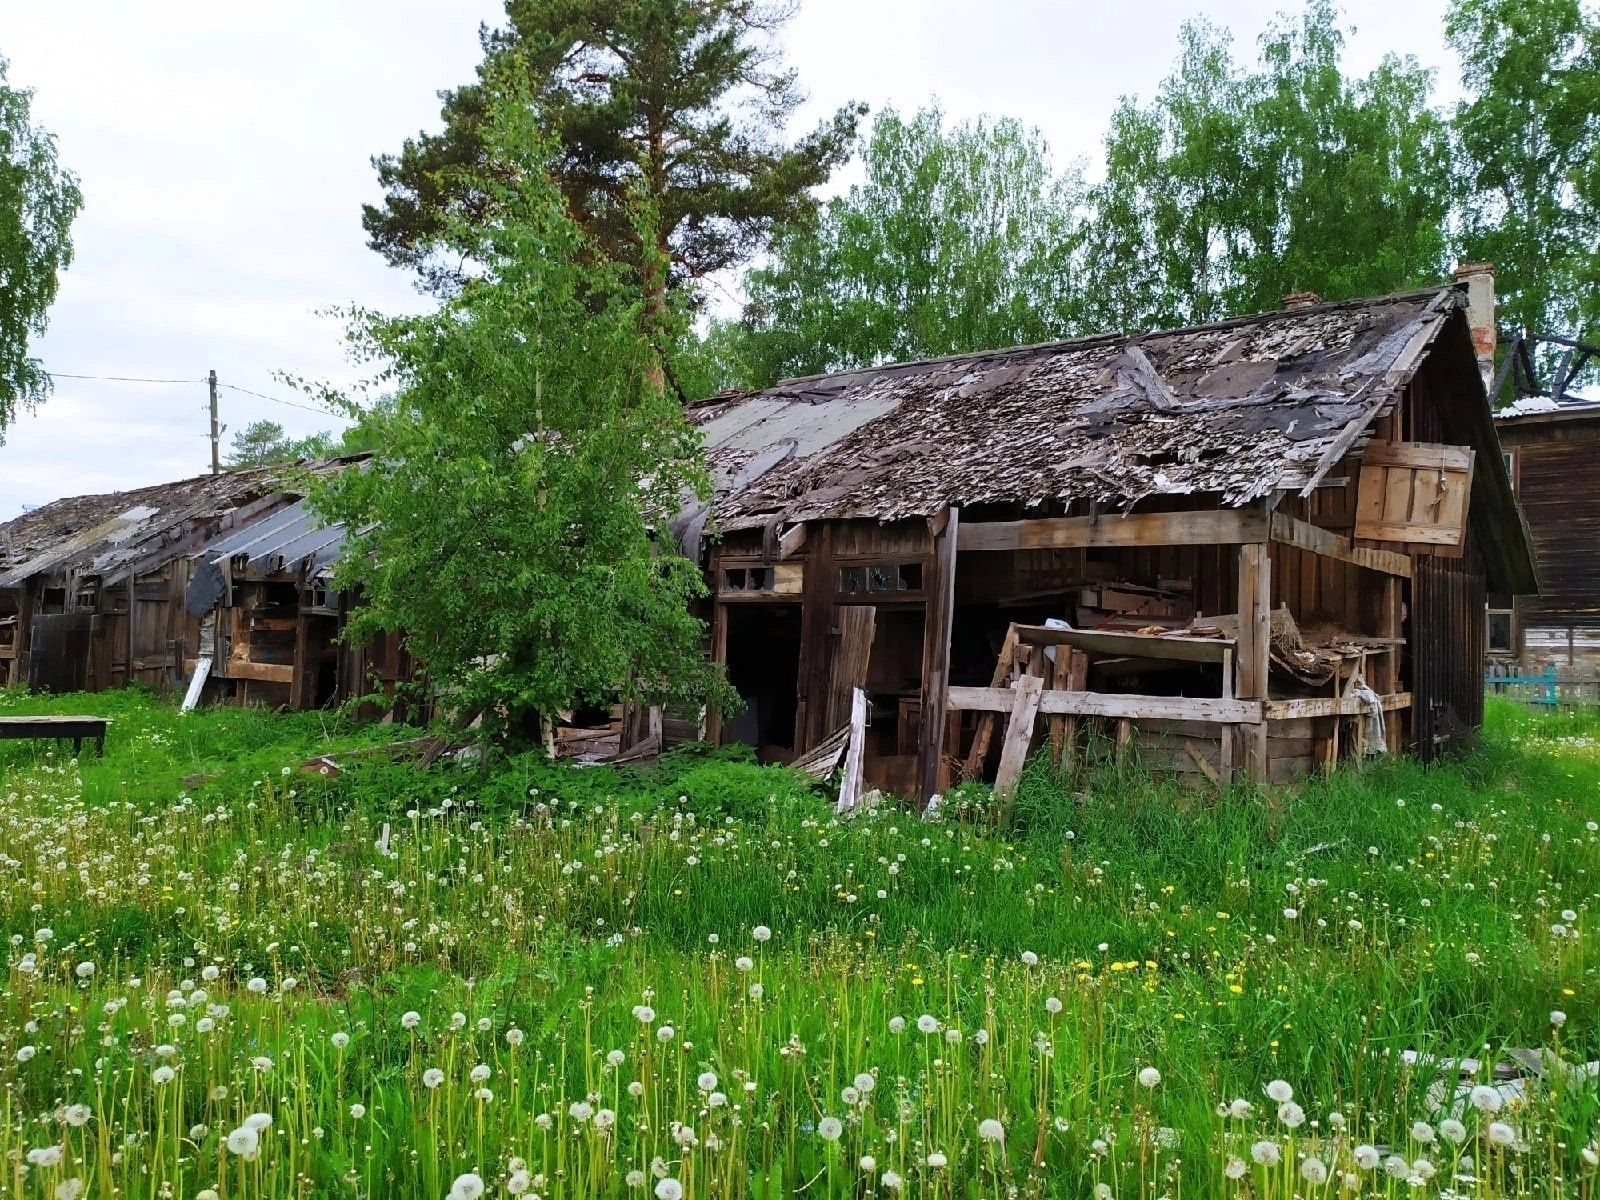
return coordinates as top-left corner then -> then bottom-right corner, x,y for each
1485,661 -> 1600,706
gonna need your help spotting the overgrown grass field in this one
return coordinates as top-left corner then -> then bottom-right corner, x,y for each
2,687 -> 1599,1198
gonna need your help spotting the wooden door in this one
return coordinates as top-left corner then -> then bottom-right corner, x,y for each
1355,441 -> 1475,555
824,605 -> 876,732
27,613 -> 92,694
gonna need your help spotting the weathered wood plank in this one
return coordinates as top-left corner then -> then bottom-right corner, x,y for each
1362,441 -> 1474,471
1264,692 -> 1413,720
1014,624 -> 1236,663
778,523 -> 808,559
918,508 -> 959,800
836,687 -> 869,813
992,674 -> 1044,800
948,686 -> 1262,723
1355,520 -> 1467,546
957,509 -> 1269,552
1269,513 -> 1412,578
218,661 -> 294,684
1184,740 -> 1222,784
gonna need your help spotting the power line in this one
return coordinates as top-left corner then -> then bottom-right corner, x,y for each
217,382 -> 332,416
47,371 -> 204,384
44,369 -> 336,416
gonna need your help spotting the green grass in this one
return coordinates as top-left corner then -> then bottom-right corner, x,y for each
1,687 -> 1599,1197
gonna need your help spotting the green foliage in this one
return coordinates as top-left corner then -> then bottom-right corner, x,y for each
738,105 -> 1084,386
314,110 -> 727,736
1447,0 -> 1600,348
363,0 -> 863,296
223,418 -> 339,469
1081,2 -> 1453,331
0,53 -> 82,440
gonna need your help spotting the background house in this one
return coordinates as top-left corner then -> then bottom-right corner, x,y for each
1490,337 -> 1600,671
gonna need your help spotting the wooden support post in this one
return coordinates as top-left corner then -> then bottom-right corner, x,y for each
290,609 -> 309,710
992,674 -> 1044,801
965,623 -> 1020,778
1114,718 -> 1132,763
1237,542 -> 1271,782
1376,576 -> 1402,752
918,508 -> 960,802
1061,650 -> 1088,773
705,598 -> 728,747
1219,647 -> 1234,786
1047,650 -> 1068,764
795,524 -> 835,753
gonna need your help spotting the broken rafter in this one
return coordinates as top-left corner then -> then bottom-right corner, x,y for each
1269,513 -> 1412,578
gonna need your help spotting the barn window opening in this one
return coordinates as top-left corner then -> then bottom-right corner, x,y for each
1487,609 -> 1513,654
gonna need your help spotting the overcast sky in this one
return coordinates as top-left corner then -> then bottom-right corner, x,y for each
0,0 -> 1455,519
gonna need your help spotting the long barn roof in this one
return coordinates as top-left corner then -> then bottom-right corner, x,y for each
694,287 -> 1464,531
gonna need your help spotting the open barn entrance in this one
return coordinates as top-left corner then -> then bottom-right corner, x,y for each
722,603 -> 802,761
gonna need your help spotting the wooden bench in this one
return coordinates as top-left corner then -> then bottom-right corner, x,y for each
0,716 -> 112,757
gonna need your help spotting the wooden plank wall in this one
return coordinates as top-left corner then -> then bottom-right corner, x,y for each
1269,474 -> 1365,630
1413,550 -> 1485,761
1406,363 -> 1487,760
1511,438 -> 1600,629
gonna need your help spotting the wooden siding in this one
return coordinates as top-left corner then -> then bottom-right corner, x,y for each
1413,551 -> 1485,760
1509,440 -> 1600,628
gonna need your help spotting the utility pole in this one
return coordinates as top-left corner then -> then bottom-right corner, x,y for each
208,369 -> 220,474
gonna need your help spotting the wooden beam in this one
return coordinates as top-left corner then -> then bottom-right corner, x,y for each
957,509 -> 1270,552
1014,624 -> 1236,664
1264,692 -> 1412,720
918,508 -> 959,801
777,523 -> 808,559
963,623 -> 1020,778
991,674 -> 1044,801
1236,542 -> 1271,782
223,661 -> 294,684
1269,513 -> 1412,579
948,686 -> 1262,723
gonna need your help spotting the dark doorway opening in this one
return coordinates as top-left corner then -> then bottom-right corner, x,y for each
723,603 -> 802,760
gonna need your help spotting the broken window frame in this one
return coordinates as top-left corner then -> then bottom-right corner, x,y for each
835,558 -> 928,597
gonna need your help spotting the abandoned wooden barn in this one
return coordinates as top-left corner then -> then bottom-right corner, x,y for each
181,497 -> 419,712
0,468 -> 292,694
0,459 -> 413,711
687,271 -> 1537,798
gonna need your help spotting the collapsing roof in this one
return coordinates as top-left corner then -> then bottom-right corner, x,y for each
693,287 -> 1471,531
0,468 -> 286,589
0,459 -> 359,593
184,499 -> 348,616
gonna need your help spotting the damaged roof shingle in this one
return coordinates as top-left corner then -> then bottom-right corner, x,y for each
694,287 -> 1463,531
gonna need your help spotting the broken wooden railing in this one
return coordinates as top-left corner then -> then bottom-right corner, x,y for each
952,623 -> 1243,794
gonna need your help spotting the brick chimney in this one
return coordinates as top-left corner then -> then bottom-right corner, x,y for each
1282,291 -> 1322,309
1453,262 -> 1496,393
